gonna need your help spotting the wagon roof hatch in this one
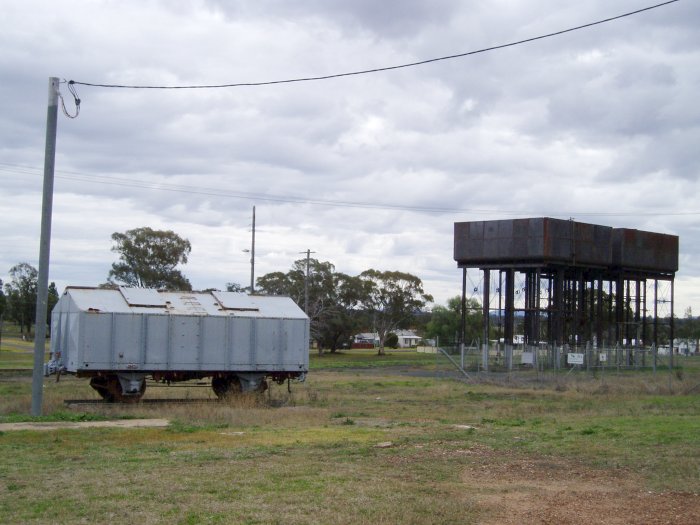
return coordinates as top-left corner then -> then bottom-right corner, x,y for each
119,287 -> 168,307
211,291 -> 260,312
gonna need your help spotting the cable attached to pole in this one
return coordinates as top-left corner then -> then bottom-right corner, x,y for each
59,80 -> 80,118
68,1 -> 679,91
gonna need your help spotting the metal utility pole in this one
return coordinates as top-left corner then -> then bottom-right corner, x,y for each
460,267 -> 467,365
242,206 -> 256,293
250,206 -> 256,293
299,249 -> 316,314
32,77 -> 60,416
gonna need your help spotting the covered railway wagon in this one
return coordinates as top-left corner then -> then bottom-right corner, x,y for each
44,287 -> 310,402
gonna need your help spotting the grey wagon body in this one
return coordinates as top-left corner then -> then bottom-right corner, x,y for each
45,287 -> 309,400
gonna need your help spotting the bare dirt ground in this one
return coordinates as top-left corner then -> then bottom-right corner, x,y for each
461,445 -> 700,525
0,419 -> 169,432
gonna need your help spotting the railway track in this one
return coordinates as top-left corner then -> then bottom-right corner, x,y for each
63,397 -> 220,406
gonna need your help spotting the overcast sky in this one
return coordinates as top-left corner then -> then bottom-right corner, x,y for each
1,0 -> 698,313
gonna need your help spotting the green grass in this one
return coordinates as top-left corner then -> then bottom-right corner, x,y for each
0,335 -> 49,369
1,353 -> 699,524
0,411 -> 111,424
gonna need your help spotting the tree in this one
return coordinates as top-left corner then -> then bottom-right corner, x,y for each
257,259 -> 341,347
226,282 -> 248,293
108,227 -> 192,290
4,262 -> 38,338
677,307 -> 700,355
424,296 -> 483,345
256,271 -> 295,298
0,278 -> 5,348
0,278 -> 5,321
358,270 -> 433,355
385,332 -> 399,348
256,260 -> 373,353
47,282 -> 59,335
316,273 -> 368,353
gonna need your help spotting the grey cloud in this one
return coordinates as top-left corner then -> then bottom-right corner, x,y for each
207,0 -> 461,38
2,0 -> 699,311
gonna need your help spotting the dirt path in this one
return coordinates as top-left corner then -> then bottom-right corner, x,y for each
0,419 -> 169,432
461,446 -> 700,524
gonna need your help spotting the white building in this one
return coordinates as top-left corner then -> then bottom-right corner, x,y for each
353,330 -> 421,348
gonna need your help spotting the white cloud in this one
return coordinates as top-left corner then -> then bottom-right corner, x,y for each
0,0 -> 698,316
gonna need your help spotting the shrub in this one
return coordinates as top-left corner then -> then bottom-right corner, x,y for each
385,333 -> 399,348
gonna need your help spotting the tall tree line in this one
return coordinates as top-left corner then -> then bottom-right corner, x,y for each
254,259 -> 433,355
2,263 -> 59,338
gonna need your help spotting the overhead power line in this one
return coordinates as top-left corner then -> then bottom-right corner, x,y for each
1,162 -> 697,218
69,1 -> 679,90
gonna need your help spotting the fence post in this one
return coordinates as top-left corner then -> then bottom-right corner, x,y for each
586,342 -> 591,372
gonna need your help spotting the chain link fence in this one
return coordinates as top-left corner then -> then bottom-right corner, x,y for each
422,340 -> 691,377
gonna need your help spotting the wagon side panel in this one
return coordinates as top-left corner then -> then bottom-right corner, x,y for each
112,314 -> 143,369
81,312 -> 113,370
201,316 -> 226,370
282,318 -> 310,368
170,316 -> 200,367
254,318 -> 282,369
229,316 -> 255,368
144,314 -> 169,369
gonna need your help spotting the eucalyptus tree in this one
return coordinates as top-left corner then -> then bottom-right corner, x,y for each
358,270 -> 433,355
424,296 -> 483,346
108,227 -> 192,290
677,307 -> 700,355
4,262 -> 38,337
257,258 -> 338,345
316,273 -> 369,353
0,278 -> 5,321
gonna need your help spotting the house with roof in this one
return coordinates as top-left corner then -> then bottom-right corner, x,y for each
353,330 -> 421,348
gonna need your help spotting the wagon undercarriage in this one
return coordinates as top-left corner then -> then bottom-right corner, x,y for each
81,370 -> 304,402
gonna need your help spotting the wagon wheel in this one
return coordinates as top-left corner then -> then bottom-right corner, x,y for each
91,375 -> 145,403
212,376 -> 242,399
89,376 -> 115,402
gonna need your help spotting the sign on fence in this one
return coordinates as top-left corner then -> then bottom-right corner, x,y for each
599,353 -> 607,362
521,352 -> 534,365
567,353 -> 584,365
